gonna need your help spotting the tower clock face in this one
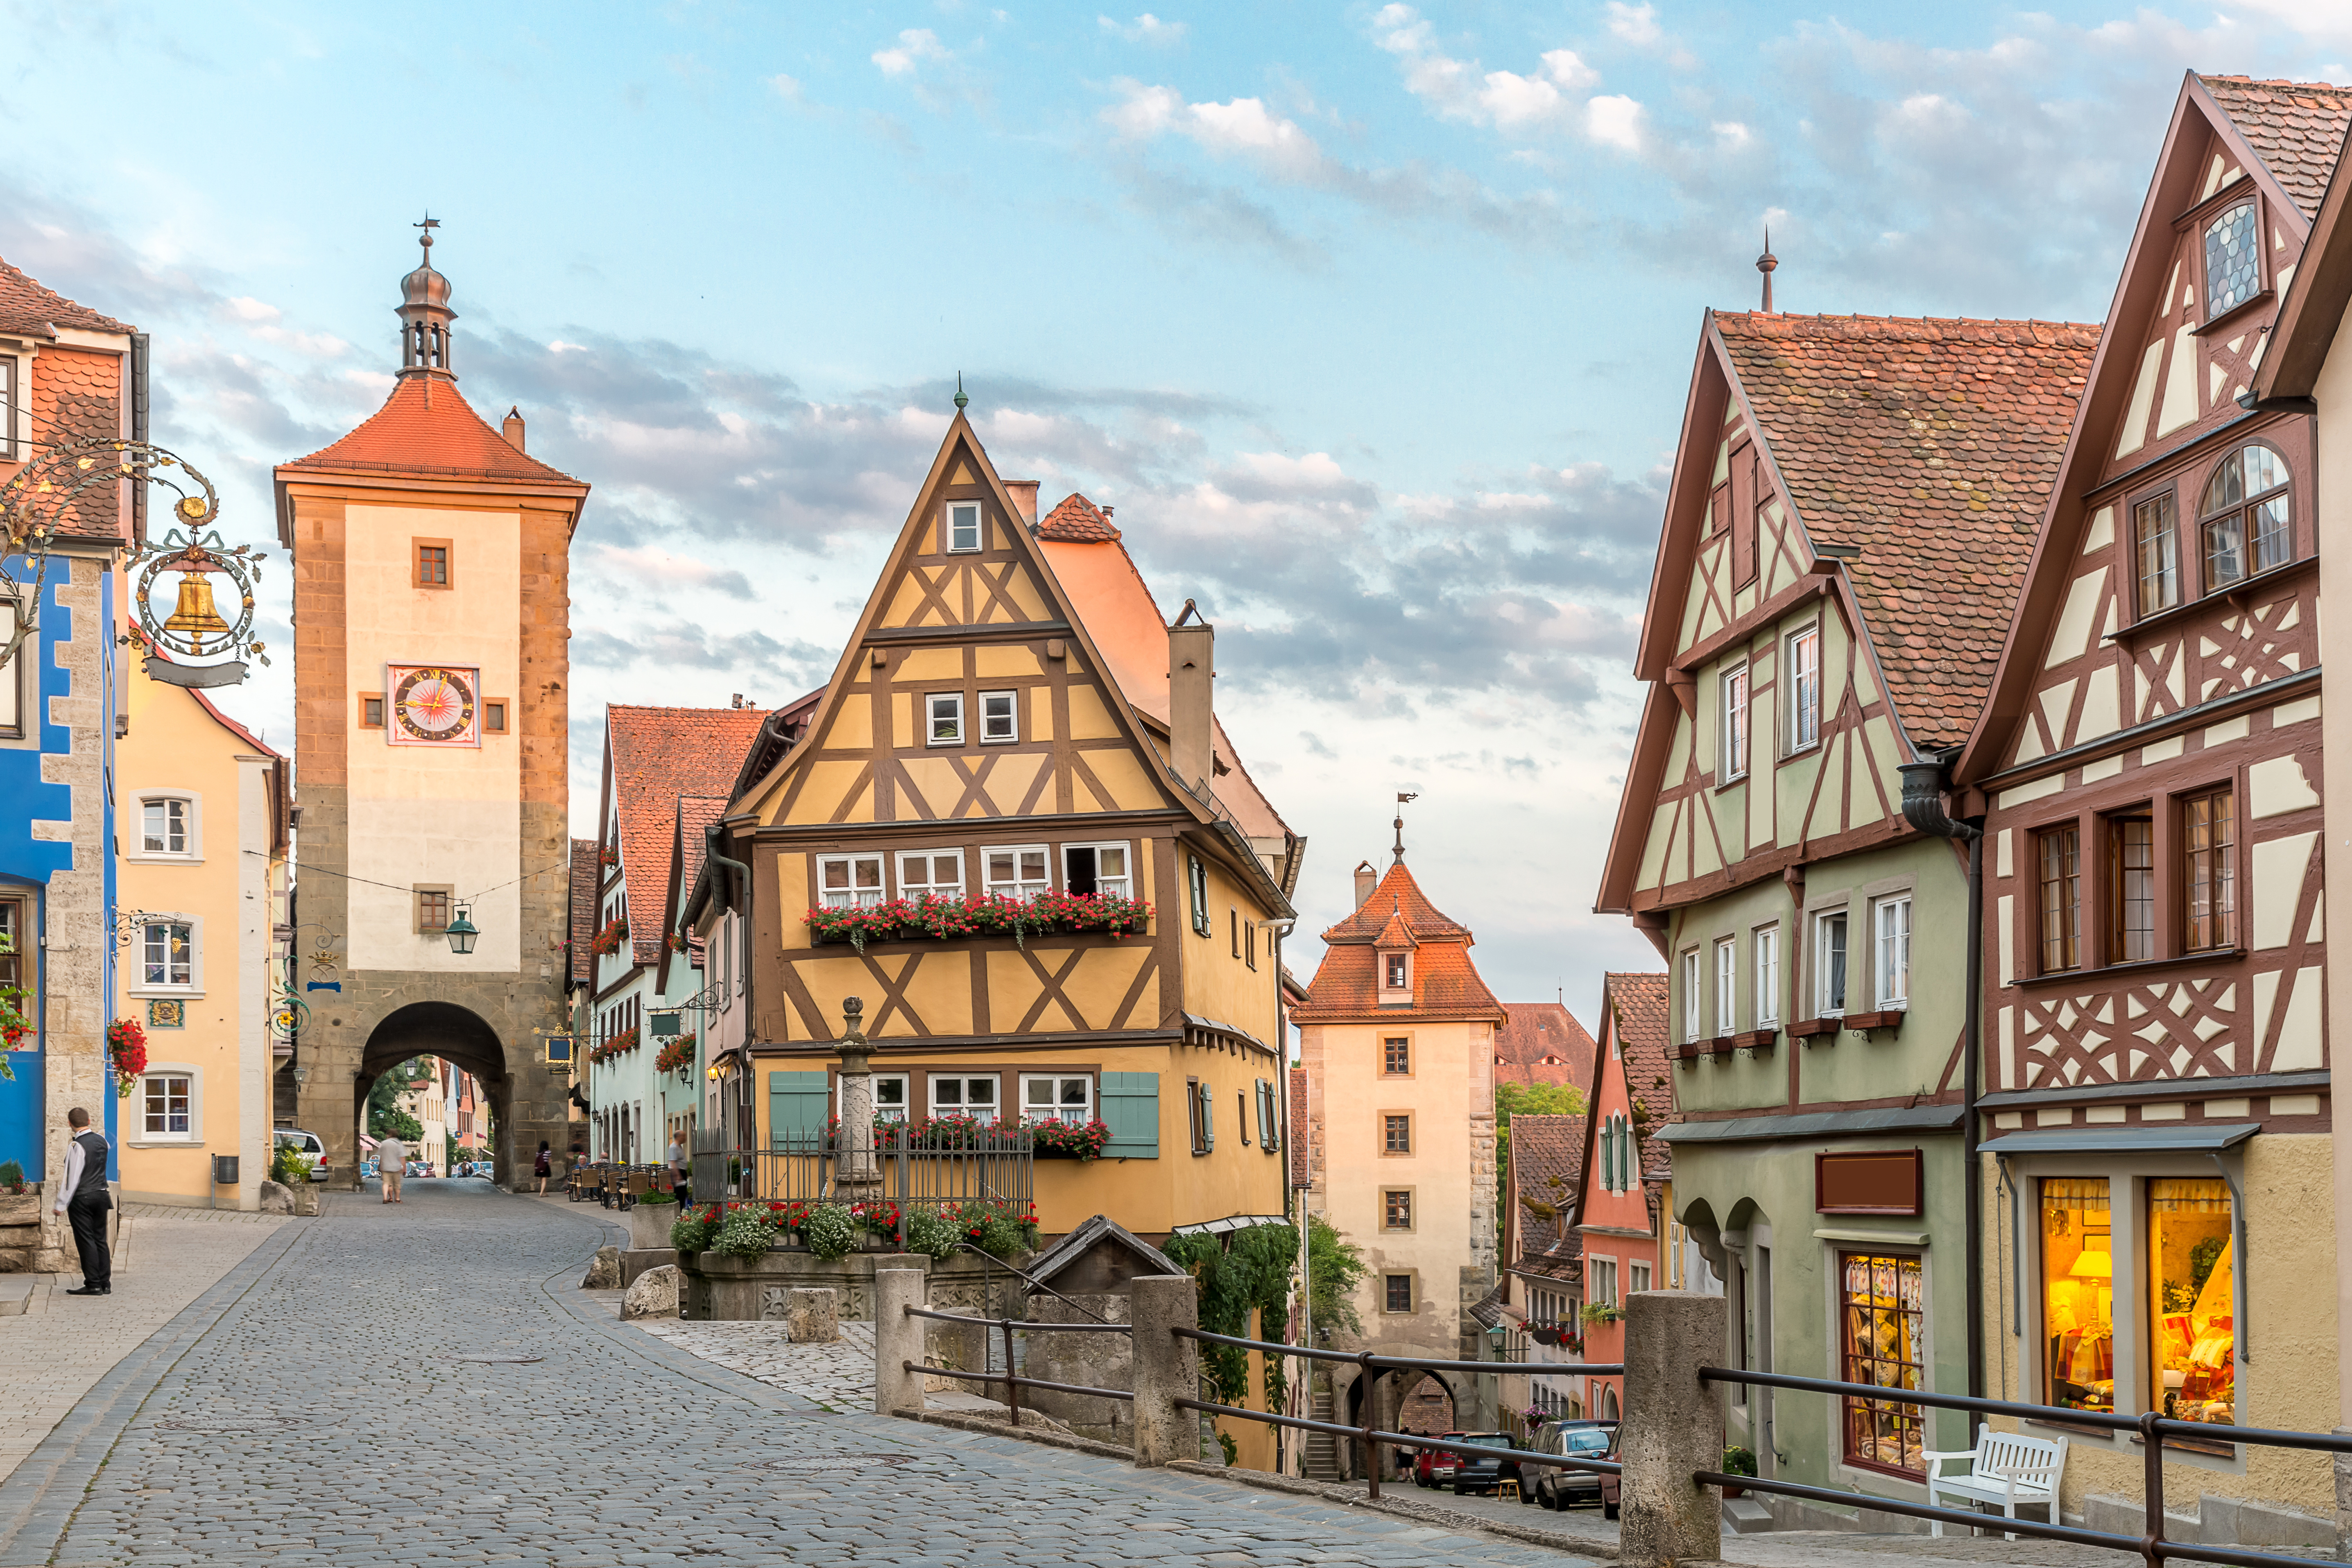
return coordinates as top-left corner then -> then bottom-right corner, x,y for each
385,664 -> 482,747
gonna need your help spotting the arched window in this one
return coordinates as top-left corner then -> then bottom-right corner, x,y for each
2198,443 -> 2291,591
2204,202 -> 2260,318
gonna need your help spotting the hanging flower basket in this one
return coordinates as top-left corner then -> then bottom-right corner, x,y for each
588,1026 -> 640,1066
1025,1118 -> 1111,1160
1530,1324 -> 1562,1347
591,917 -> 627,957
106,1017 -> 148,1098
654,1033 -> 696,1074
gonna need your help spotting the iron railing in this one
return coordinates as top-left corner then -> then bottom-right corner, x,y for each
1695,1366 -> 2351,1568
903,1306 -> 1136,1430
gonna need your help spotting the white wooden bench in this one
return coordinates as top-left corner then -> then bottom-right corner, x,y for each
1922,1430 -> 2067,1537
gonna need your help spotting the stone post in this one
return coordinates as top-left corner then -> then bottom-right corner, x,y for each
1620,1289 -> 1727,1568
1131,1273 -> 1200,1468
873,1267 -> 926,1417
835,997 -> 881,1193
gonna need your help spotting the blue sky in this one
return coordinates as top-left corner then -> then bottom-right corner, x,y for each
5,0 -> 2347,1023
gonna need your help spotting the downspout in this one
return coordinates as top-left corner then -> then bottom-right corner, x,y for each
1898,754 -> 1985,1436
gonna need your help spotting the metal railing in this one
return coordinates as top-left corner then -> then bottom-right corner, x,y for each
1171,1324 -> 1623,1500
902,1305 -> 1135,1430
1695,1365 -> 2352,1568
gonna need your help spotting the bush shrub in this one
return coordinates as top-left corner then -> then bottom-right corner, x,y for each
670,1203 -> 722,1253
904,1208 -> 963,1261
711,1206 -> 780,1260
803,1203 -> 858,1260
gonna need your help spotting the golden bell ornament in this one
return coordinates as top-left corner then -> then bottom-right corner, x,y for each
162,571 -> 231,652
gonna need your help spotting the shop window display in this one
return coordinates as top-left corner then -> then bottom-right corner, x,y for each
2041,1178 -> 2114,1413
2149,1178 -> 2234,1425
1839,1252 -> 1925,1476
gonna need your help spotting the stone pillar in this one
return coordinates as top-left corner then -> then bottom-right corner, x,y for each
1620,1289 -> 1727,1568
1131,1273 -> 1200,1468
785,1287 -> 838,1343
873,1267 -> 926,1416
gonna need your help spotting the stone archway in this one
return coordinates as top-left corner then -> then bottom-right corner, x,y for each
357,1003 -> 512,1186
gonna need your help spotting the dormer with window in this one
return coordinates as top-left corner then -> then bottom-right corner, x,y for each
1374,905 -> 1417,1005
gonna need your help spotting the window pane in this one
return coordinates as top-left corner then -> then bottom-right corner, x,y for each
143,801 -> 167,853
1385,1190 -> 1411,1229
1877,899 -> 1910,1006
929,696 -> 960,742
2110,817 -> 2154,963
965,1078 -> 996,1108
1385,1114 -> 1411,1153
2134,493 -> 2179,615
1840,1253 -> 1926,1475
2041,1177 -> 2113,1413
2039,828 -> 2080,972
2149,1178 -> 2235,1424
1790,631 -> 1820,749
1754,928 -> 1778,1025
2185,792 -> 2236,951
2250,495 -> 2290,573
1383,1038 -> 1409,1074
2203,203 -> 2259,317
2205,511 -> 2247,591
1386,1275 -> 1413,1312
1818,913 -> 1846,1014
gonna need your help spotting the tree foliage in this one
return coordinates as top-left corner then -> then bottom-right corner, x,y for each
1306,1214 -> 1367,1341
1164,1222 -> 1299,1410
1495,1081 -> 1587,1247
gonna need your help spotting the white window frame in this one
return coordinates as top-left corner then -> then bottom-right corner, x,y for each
131,792 -> 202,862
946,500 -> 982,553
1875,895 -> 1912,1010
926,692 -> 964,746
1021,1073 -> 1094,1126
1815,908 -> 1849,1018
1720,664 -> 1749,780
1680,948 -> 1700,1042
1753,925 -> 1780,1027
837,1071 -> 911,1123
928,1072 -> 1000,1124
1591,1256 -> 1619,1309
1787,625 -> 1822,753
979,690 -> 1018,744
1714,938 -> 1737,1037
896,849 -> 964,902
1630,1260 -> 1652,1295
131,915 -> 202,996
137,1066 -> 199,1144
815,853 -> 886,910
1062,841 -> 1133,898
1383,952 -> 1411,992
981,844 -> 1051,899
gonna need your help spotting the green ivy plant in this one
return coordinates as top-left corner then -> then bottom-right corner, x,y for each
1163,1222 -> 1299,1411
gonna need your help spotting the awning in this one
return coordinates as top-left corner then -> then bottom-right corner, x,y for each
1658,1103 -> 1963,1145
1982,1124 -> 2259,1155
1170,1213 -> 1288,1237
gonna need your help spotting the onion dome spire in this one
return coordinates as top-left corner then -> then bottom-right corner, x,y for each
398,215 -> 458,379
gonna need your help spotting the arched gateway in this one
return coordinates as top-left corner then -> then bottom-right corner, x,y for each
273,229 -> 588,1188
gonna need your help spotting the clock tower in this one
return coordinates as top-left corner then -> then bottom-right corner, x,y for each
273,227 -> 589,1187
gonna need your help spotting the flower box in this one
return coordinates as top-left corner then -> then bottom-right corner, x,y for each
805,890 -> 1152,953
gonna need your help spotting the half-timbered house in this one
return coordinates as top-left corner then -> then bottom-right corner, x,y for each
1948,75 -> 2343,1535
1596,303 -> 2096,1510
705,414 -> 1303,1241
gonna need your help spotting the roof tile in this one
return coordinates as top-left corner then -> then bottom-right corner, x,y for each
281,374 -> 582,485
1295,861 -> 1503,1023
1037,491 -> 1121,541
568,837 -> 598,985
1495,1002 -> 1595,1091
0,256 -> 131,337
1601,971 -> 1676,1182
1510,1113 -> 1587,1265
2200,75 -> 2352,219
608,706 -> 772,965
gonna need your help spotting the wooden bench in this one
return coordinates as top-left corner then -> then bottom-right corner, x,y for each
1923,1430 -> 2066,1537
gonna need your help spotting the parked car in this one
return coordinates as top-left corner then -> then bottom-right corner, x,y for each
1444,1432 -> 1519,1496
406,1160 -> 434,1177
1413,1432 -> 1470,1488
273,1129 -> 328,1182
1596,1426 -> 1623,1519
1533,1422 -> 1620,1512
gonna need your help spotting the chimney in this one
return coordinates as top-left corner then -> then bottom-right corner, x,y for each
1354,860 -> 1377,909
502,406 -> 526,452
1168,602 -> 1213,796
1003,480 -> 1040,528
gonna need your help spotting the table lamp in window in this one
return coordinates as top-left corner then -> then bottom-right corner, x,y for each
2069,1241 -> 2112,1325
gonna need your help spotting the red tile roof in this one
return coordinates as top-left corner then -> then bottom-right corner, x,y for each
2200,75 -> 2352,219
0,256 -> 131,337
1037,491 -> 1121,541
607,705 -> 772,965
1495,1002 -> 1595,1091
568,837 -> 598,986
1294,861 -> 1503,1023
280,374 -> 582,485
1600,971 -> 1675,1182
1510,1113 -> 1587,1269
1714,312 -> 2099,751
672,796 -> 729,963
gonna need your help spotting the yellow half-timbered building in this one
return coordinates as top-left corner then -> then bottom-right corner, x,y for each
703,412 -> 1304,1239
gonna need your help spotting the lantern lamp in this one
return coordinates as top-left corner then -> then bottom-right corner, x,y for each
445,903 -> 479,956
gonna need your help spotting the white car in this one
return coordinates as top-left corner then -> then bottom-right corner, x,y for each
274,1129 -> 329,1182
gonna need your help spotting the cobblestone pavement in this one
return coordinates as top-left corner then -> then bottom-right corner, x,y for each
0,1205 -> 289,1487
0,1179 -> 1601,1567
634,1317 -> 880,1412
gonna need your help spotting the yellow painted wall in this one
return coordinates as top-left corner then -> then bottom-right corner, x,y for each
115,667 -> 280,1210
1176,846 -> 1282,1044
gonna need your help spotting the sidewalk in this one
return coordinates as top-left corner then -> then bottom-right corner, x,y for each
0,1204 -> 287,1485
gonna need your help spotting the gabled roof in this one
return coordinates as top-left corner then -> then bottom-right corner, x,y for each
1023,1212 -> 1181,1287
1603,972 -> 1675,1131
607,706 -> 771,965
2258,100 -> 2352,399
1371,907 -> 1418,950
2199,75 -> 2352,219
1315,860 -> 1470,944
278,374 -> 584,487
1495,1002 -> 1596,1090
0,256 -> 132,337
567,837 -> 598,986
661,796 -> 729,982
1509,1113 -> 1587,1266
1294,860 -> 1503,1023
1713,312 -> 2099,750
1037,491 -> 1121,541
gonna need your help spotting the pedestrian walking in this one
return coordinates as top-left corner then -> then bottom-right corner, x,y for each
53,1108 -> 111,1295
534,1140 -> 552,1195
665,1128 -> 691,1204
378,1132 -> 407,1204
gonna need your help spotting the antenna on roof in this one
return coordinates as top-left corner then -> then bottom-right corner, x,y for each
1757,228 -> 1778,314
1393,792 -> 1418,864
953,372 -> 968,412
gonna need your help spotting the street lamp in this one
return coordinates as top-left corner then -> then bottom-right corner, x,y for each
444,903 -> 478,956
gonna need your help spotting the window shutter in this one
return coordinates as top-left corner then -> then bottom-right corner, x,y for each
1100,1071 -> 1160,1158
1200,1082 -> 1215,1151
767,1071 -> 830,1150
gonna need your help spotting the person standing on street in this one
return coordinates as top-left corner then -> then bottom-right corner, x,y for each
378,1131 -> 407,1204
53,1108 -> 111,1295
665,1127 -> 691,1204
534,1141 -> 552,1195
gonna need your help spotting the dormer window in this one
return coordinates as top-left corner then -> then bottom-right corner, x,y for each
2203,201 -> 2259,319
1385,954 -> 1408,989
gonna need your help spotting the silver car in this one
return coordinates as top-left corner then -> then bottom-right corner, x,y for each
1532,1421 -> 1617,1509
273,1129 -> 329,1182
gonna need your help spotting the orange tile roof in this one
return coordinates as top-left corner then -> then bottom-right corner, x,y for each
1295,860 -> 1503,1022
1037,491 -> 1121,541
280,374 -> 583,486
0,256 -> 131,337
1510,1113 -> 1587,1268
673,796 -> 729,963
568,837 -> 598,986
1714,312 -> 2099,751
1495,1002 -> 1595,1090
2200,75 -> 2352,219
607,705 -> 772,965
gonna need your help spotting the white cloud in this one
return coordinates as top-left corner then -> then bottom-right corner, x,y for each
1103,81 -> 1326,180
1372,5 -> 1610,139
769,73 -> 804,103
591,543 -> 754,597
224,296 -> 280,323
872,28 -> 947,78
1586,94 -> 1645,152
1100,13 -> 1186,45
1605,2 -> 1662,48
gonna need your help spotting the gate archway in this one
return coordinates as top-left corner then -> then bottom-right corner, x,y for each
357,1003 -> 515,1188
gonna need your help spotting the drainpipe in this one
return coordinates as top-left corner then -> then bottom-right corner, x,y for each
1898,754 -> 1985,1435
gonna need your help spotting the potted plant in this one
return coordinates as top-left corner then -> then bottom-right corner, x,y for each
1027,1117 -> 1109,1160
1530,1324 -> 1562,1347
0,1160 -> 33,1224
1720,1445 -> 1758,1498
629,1189 -> 678,1250
1580,1302 -> 1625,1328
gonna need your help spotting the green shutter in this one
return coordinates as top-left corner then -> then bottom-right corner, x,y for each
768,1071 -> 830,1150
1100,1072 -> 1159,1158
1201,1082 -> 1215,1152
